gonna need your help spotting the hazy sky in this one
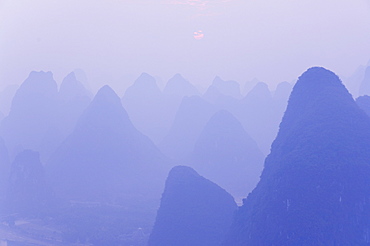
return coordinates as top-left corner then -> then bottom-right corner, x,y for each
1,0 -> 370,93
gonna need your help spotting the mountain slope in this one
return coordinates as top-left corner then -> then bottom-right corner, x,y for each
0,71 -> 58,160
189,110 -> 264,199
148,166 -> 237,246
224,67 -> 370,245
48,85 -> 169,202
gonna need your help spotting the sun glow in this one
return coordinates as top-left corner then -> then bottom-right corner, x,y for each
193,30 -> 204,40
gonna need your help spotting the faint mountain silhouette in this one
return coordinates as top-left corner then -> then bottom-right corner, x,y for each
237,82 -> 275,154
0,136 -> 10,201
48,85 -> 169,202
359,66 -> 370,96
242,78 -> 261,96
356,95 -> 370,117
122,73 -> 167,143
163,73 -> 200,97
203,76 -> 242,103
0,71 -> 58,161
159,95 -> 217,160
56,72 -> 92,139
188,110 -> 264,199
0,84 -> 19,116
6,150 -> 50,216
344,65 -> 366,98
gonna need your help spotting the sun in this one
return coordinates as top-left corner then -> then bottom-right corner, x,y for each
193,30 -> 204,40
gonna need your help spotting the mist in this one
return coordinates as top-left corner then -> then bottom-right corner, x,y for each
2,0 -> 370,93
2,1 -> 370,245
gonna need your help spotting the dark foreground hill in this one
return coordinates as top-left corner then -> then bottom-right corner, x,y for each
224,67 -> 370,245
148,166 -> 237,246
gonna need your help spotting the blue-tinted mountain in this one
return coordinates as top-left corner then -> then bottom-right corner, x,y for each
359,66 -> 370,96
163,73 -> 199,97
224,67 -> 370,245
123,73 -> 198,145
0,136 -> 9,201
122,73 -> 167,143
161,74 -> 201,141
272,81 -> 293,121
6,150 -> 49,216
236,82 -> 275,154
202,84 -> 240,111
57,72 -> 92,138
343,65 -> 366,98
148,166 -> 237,246
0,84 -> 19,116
188,110 -> 264,199
159,95 -> 217,160
0,71 -> 58,160
273,81 -> 293,103
242,78 -> 261,96
48,85 -> 169,202
73,68 -> 91,91
203,76 -> 242,103
356,95 -> 370,117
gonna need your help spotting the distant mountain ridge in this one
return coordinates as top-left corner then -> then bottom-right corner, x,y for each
48,85 -> 169,202
189,110 -> 264,199
0,71 -> 58,161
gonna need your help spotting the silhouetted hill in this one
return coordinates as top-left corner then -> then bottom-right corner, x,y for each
212,76 -> 242,99
0,84 -> 19,116
203,84 -> 241,111
344,65 -> 366,97
242,78 -> 261,96
273,81 -> 293,102
148,166 -> 237,246
73,68 -> 91,91
359,66 -> 370,96
224,67 -> 370,245
161,74 -> 201,142
0,71 -> 58,160
203,76 -> 242,103
48,85 -> 169,202
163,73 -> 199,97
271,81 -> 293,123
6,150 -> 49,216
189,110 -> 264,199
122,73 -> 167,143
123,73 -> 197,145
356,95 -> 370,117
159,95 -> 217,160
237,82 -> 275,154
57,72 -> 92,137
0,136 -> 9,201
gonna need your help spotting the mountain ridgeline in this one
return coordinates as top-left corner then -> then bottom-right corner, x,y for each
148,166 -> 237,246
47,85 -> 169,202
224,67 -> 370,245
2,67 -> 370,245
5,150 -> 50,216
188,110 -> 264,199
